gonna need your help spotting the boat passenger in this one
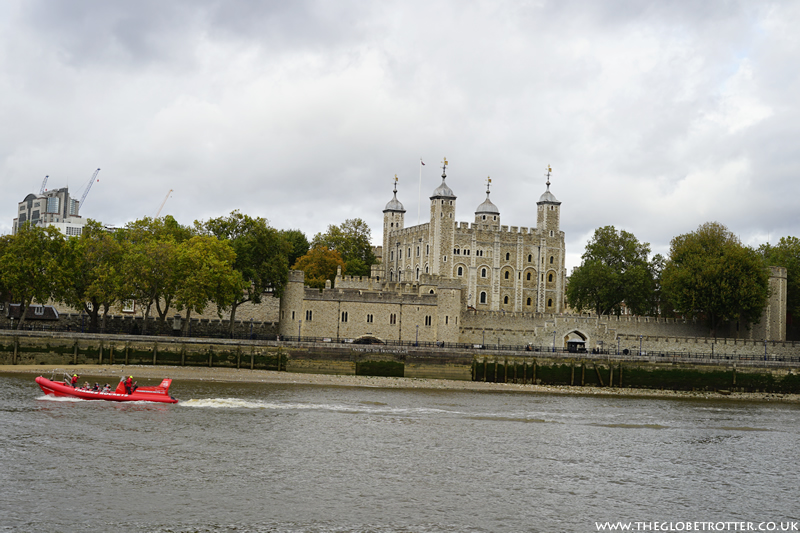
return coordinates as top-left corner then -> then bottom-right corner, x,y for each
124,376 -> 134,395
102,384 -> 111,393
92,383 -> 100,391
70,374 -> 79,388
83,381 -> 90,390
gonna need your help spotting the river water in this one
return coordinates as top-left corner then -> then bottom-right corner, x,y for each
1,372 -> 798,532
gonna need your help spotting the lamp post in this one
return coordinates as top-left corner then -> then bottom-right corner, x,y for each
415,325 -> 419,346
617,337 -> 620,355
552,330 -> 557,353
639,335 -> 643,356
298,320 -> 302,341
482,329 -> 485,347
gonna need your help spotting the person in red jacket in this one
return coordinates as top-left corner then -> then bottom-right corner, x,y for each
70,374 -> 79,388
124,375 -> 133,395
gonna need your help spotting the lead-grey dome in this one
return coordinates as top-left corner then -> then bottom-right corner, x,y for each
475,191 -> 499,215
384,188 -> 405,213
537,188 -> 560,204
431,168 -> 456,199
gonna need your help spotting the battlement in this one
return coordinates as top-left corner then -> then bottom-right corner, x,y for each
303,286 -> 438,306
388,223 -> 430,238
454,221 -> 538,235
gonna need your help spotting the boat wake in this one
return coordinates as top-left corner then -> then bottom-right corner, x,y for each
181,397 -> 457,416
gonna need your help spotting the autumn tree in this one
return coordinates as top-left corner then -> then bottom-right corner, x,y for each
61,220 -> 126,332
196,211 -> 292,336
312,218 -> 375,277
566,226 -> 658,316
0,225 -> 66,329
661,222 -> 769,335
292,246 -> 345,289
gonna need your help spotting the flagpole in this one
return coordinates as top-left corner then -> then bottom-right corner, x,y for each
418,157 -> 422,224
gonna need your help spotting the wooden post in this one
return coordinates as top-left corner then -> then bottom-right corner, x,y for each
522,360 -> 527,385
208,349 -> 212,367
237,347 -> 241,369
125,344 -> 129,365
494,359 -> 498,383
483,358 -> 487,382
513,360 -> 518,383
609,366 -> 613,388
250,348 -> 254,370
618,364 -> 623,387
99,343 -> 103,365
181,347 -> 185,366
471,359 -> 476,381
13,337 -> 18,365
503,358 -> 508,383
594,364 -> 605,387
581,364 -> 585,386
570,363 -> 575,386
732,366 -> 736,386
532,359 -> 536,384
153,344 -> 158,366
109,345 -> 114,365
73,343 -> 78,365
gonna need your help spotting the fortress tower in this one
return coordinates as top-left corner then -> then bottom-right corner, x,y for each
382,176 -> 405,281
428,160 -> 456,277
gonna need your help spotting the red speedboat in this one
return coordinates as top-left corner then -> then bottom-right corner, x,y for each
36,375 -> 179,404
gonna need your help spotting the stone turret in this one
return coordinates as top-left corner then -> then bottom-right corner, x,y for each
428,159 -> 456,276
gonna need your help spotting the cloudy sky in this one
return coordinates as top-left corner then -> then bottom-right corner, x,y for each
2,0 -> 798,270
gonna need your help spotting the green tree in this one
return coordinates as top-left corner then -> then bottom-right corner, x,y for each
292,246 -> 345,289
120,216 -> 193,332
0,225 -> 66,329
280,229 -> 310,267
760,236 -> 800,321
661,222 -> 769,335
173,235 -> 245,335
566,226 -> 656,315
312,218 -> 375,277
197,211 -> 292,336
61,220 -> 126,332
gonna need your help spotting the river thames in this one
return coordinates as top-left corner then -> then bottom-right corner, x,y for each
1,372 -> 798,532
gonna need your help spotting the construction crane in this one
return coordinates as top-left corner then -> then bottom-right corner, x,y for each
155,189 -> 173,218
39,175 -> 49,195
79,168 -> 101,209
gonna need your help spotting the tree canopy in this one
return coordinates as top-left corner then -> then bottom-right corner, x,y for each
0,225 -> 66,329
312,218 -> 375,277
61,220 -> 126,331
292,246 -> 345,289
197,211 -> 292,336
566,226 -> 658,316
661,222 -> 769,335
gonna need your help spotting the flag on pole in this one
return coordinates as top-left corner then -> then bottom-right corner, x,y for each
420,160 -> 425,165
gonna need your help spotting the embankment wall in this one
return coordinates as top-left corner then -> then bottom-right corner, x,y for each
2,331 -> 798,393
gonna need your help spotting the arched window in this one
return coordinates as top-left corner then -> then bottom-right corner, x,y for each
528,254 -> 532,262
416,268 -> 420,280
505,252 -> 510,260
480,292 -> 487,304
526,272 -> 531,281
481,268 -> 487,278
504,271 -> 510,279
548,273 -> 554,282
503,296 -> 509,304
550,256 -> 554,264
547,298 -> 553,307
526,298 -> 532,305
457,266 -> 463,276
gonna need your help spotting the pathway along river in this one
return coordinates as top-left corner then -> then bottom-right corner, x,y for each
1,372 -> 798,532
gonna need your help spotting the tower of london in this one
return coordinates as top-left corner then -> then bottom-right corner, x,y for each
279,162 -> 569,345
